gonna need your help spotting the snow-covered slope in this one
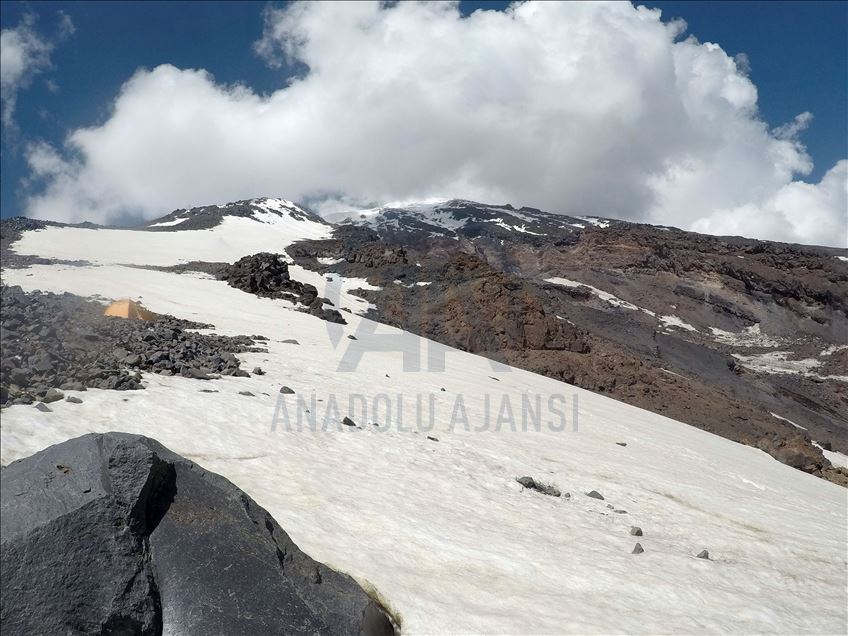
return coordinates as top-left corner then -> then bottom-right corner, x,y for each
2,215 -> 846,634
10,198 -> 331,266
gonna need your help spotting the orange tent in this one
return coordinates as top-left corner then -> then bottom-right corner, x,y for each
103,299 -> 158,321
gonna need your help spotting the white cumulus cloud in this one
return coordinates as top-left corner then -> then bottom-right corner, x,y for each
1,16 -> 51,127
21,1 -> 847,246
1,11 -> 73,127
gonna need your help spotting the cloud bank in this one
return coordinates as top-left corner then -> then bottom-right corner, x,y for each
1,12 -> 73,127
22,1 -> 847,246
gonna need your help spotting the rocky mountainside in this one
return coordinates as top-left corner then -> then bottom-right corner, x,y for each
3,198 -> 846,484
290,199 -> 848,483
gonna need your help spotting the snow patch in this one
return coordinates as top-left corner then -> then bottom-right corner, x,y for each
578,216 -> 611,229
733,351 -> 820,376
252,197 -> 300,214
709,324 -> 782,348
813,443 -> 848,469
546,277 -> 655,316
148,217 -> 189,228
735,355 -> 848,382
769,412 -> 807,431
659,315 -> 698,332
820,344 -> 848,356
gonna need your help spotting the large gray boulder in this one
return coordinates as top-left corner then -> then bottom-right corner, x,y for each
0,433 -> 395,635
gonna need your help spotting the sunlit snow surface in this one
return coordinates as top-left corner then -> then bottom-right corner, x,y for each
1,219 -> 847,634
12,200 -> 331,266
658,314 -> 698,332
147,217 -> 189,228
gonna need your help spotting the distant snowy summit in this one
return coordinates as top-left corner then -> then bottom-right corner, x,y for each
139,196 -> 621,243
333,198 -> 617,241
140,197 -> 328,232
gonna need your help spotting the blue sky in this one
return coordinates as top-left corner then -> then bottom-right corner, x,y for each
1,1 -> 845,245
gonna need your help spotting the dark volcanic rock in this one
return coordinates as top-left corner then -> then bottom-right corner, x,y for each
516,475 -> 561,497
756,436 -> 827,473
586,490 -> 604,500
0,433 -> 394,635
41,388 -> 64,403
218,253 -> 346,324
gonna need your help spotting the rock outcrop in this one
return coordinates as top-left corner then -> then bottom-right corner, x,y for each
219,253 -> 346,324
0,433 -> 395,635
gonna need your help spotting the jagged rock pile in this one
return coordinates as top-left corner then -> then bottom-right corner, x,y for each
0,433 -> 396,635
0,285 -> 263,407
342,243 -> 408,268
0,216 -> 52,235
218,252 -> 346,324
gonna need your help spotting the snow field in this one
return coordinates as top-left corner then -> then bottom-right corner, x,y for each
1,220 -> 846,634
